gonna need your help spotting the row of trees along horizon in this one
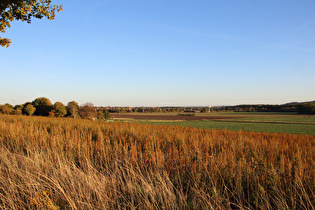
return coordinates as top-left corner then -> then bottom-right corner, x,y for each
86,103 -> 315,114
0,97 -> 110,120
1,97 -> 314,117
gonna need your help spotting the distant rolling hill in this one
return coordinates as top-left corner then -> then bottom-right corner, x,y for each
284,100 -> 315,105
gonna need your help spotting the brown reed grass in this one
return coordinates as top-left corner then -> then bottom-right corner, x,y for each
0,114 -> 314,209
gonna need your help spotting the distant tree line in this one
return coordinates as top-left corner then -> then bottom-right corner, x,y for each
216,104 -> 298,113
2,98 -> 314,116
297,103 -> 315,115
107,107 -> 184,113
0,97 -> 110,120
106,103 -> 315,114
107,104 -> 300,114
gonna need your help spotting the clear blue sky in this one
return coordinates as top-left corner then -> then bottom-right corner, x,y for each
1,0 -> 315,107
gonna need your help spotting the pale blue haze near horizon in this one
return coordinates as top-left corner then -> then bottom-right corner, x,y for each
0,0 -> 315,107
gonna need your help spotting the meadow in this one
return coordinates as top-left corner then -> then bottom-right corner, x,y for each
0,114 -> 314,209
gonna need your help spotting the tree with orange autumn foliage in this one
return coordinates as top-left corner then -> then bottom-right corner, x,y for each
0,0 -> 63,47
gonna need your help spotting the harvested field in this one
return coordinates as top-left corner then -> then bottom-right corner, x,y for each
111,114 -> 241,121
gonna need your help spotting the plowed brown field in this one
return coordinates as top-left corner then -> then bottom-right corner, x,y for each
111,114 -> 241,121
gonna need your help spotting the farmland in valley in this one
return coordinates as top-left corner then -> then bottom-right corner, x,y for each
111,112 -> 315,135
0,114 -> 314,209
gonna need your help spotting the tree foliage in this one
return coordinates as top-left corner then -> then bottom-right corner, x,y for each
0,103 -> 13,114
66,101 -> 79,119
53,102 -> 66,117
14,104 -> 23,111
0,0 -> 63,47
79,102 -> 97,120
297,103 -> 315,115
12,104 -> 23,115
32,97 -> 52,116
23,103 -> 36,116
97,109 -> 111,121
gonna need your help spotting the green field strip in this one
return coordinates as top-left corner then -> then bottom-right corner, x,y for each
144,120 -> 315,136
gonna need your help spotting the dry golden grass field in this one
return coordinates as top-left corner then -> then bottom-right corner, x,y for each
0,114 -> 314,209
